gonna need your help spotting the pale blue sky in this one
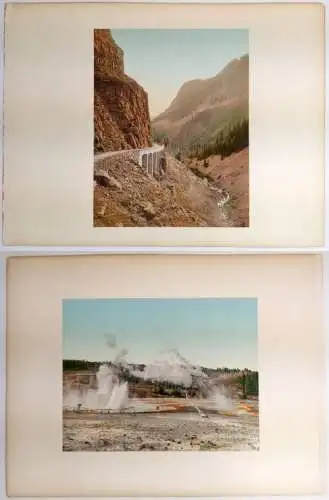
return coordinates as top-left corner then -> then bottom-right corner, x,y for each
63,298 -> 257,370
111,29 -> 249,117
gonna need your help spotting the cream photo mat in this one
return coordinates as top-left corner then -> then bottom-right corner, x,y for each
6,254 -> 326,497
2,2 -> 325,247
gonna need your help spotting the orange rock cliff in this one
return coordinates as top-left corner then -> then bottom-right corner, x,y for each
94,29 -> 152,153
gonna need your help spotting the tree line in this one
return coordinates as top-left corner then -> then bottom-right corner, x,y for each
63,359 -> 258,398
152,119 -> 248,162
238,371 -> 258,398
63,359 -> 101,371
192,118 -> 249,160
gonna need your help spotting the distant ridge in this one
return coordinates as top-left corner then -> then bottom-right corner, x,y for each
152,54 -> 249,152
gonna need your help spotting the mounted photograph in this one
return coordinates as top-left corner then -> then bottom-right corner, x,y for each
3,3 -> 323,247
94,29 -> 249,228
7,253 -> 325,496
63,297 -> 259,452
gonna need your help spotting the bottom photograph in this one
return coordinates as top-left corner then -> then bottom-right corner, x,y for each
6,255 -> 324,496
62,297 -> 259,452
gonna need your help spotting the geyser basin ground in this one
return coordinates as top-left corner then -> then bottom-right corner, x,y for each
62,397 -> 259,451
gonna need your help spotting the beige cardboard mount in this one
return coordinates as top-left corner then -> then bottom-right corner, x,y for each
2,2 -> 325,247
6,254 -> 326,497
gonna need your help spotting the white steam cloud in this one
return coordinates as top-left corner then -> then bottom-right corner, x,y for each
64,334 -> 234,414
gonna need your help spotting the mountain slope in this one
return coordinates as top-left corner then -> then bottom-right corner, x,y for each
152,54 -> 248,151
186,147 -> 249,227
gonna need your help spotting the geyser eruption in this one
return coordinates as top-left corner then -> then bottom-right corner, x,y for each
63,335 -> 233,415
138,359 -> 194,387
96,363 -> 128,411
63,336 -> 130,411
130,347 -> 233,414
108,381 -> 129,411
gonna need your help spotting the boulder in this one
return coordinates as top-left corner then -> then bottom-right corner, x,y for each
94,169 -> 122,191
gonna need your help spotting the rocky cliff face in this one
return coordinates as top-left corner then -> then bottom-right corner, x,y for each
94,30 -> 152,153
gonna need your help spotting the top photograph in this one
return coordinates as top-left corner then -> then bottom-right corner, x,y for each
94,28 -> 249,229
2,3 -> 325,247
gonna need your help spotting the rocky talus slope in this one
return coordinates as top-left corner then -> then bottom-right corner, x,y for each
94,154 -> 230,227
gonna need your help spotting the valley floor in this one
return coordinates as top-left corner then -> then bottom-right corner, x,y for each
63,398 -> 259,452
